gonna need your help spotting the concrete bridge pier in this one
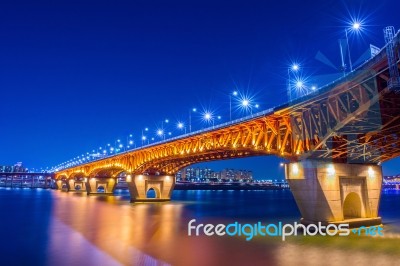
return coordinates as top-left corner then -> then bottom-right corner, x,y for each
86,177 -> 117,195
67,178 -> 87,192
127,174 -> 175,202
55,179 -> 69,191
285,160 -> 382,227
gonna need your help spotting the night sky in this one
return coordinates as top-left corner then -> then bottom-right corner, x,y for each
1,0 -> 400,178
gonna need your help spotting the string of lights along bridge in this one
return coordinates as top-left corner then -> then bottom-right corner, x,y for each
53,23 -> 400,228
52,21 -> 383,172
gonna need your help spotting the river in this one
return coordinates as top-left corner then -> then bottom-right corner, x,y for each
0,188 -> 399,265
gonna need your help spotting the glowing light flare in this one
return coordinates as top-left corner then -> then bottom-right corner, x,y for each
201,109 -> 215,124
234,91 -> 257,114
291,64 -> 300,71
241,99 -> 250,107
327,165 -> 335,176
368,167 -> 374,177
352,22 -> 361,30
295,80 -> 304,89
292,164 -> 299,175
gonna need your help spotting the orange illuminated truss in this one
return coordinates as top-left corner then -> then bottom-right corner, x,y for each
55,37 -> 400,180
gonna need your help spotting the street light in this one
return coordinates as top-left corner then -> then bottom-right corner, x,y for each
288,63 -> 300,102
189,108 -> 197,132
126,134 -> 134,150
203,112 -> 214,126
296,80 -> 304,88
161,119 -> 169,132
239,98 -> 254,114
340,22 -> 362,74
177,121 -> 186,134
157,129 -> 164,140
142,128 -> 149,146
230,91 -> 238,120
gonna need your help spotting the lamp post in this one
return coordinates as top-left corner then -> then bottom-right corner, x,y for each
115,139 -> 121,153
340,22 -> 361,74
240,98 -> 253,114
126,134 -> 134,150
189,108 -> 196,132
230,91 -> 238,120
287,64 -> 299,102
159,119 -> 169,140
204,112 -> 214,126
157,129 -> 164,140
177,122 -> 186,134
142,128 -> 148,146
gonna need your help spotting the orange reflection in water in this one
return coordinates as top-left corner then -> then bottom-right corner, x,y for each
46,191 -> 400,266
46,191 -> 279,265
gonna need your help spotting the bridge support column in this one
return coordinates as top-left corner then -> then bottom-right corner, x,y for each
86,177 -> 116,195
55,180 -> 69,191
127,174 -> 175,202
286,160 -> 382,227
67,179 -> 87,192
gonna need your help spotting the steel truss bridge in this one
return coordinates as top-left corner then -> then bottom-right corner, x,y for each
53,28 -> 400,227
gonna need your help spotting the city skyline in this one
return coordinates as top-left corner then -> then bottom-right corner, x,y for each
1,1 -> 400,178
176,166 -> 253,181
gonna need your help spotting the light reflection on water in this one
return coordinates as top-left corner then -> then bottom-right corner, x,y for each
0,188 -> 399,265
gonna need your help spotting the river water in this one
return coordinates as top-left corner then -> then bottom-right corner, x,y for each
0,188 -> 399,266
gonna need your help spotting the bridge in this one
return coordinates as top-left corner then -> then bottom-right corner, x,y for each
0,172 -> 54,188
54,28 -> 400,227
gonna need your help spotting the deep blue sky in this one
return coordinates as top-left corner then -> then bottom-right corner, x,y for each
1,0 -> 400,178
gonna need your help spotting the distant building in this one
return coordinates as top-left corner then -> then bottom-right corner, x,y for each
383,175 -> 400,190
220,169 -> 252,182
0,162 -> 28,173
176,167 -> 252,183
